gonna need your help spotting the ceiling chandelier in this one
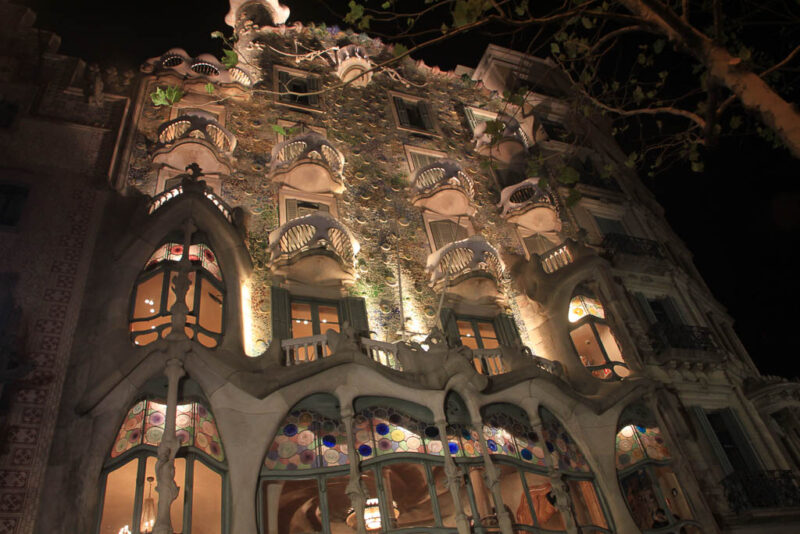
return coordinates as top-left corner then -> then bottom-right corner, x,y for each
346,498 -> 400,531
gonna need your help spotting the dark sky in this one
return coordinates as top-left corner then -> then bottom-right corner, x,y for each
20,0 -> 800,378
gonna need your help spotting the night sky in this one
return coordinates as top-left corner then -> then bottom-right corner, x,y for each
19,0 -> 800,378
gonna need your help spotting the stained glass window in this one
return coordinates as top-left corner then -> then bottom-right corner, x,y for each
539,408 -> 590,473
131,239 -> 224,348
615,424 -> 671,469
111,400 -> 224,462
264,409 -> 349,470
483,412 -> 546,467
568,295 -> 605,323
354,406 -> 442,459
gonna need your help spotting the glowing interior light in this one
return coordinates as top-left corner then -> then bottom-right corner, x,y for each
241,280 -> 257,357
149,308 -> 156,313
151,326 -> 156,330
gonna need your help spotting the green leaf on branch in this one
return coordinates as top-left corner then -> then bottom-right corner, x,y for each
271,125 -> 288,136
381,1 -> 391,8
514,0 -> 528,17
557,165 -> 580,184
393,43 -> 408,57
150,85 -> 184,107
730,115 -> 743,129
453,0 -> 490,28
345,1 -> 365,24
205,83 -> 215,94
210,31 -> 225,39
221,49 -> 238,68
653,39 -> 665,54
358,15 -> 372,30
691,161 -> 704,173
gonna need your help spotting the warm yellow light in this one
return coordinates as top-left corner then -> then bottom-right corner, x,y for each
241,280 -> 257,356
346,498 -> 399,531
568,295 -> 605,323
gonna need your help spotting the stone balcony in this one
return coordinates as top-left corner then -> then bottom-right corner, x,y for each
648,323 -> 724,365
268,212 -> 358,286
147,175 -> 235,224
152,111 -> 237,176
270,132 -> 345,194
498,178 -> 561,234
142,48 -> 252,90
410,159 -> 475,216
426,236 -> 504,303
473,113 -> 530,164
336,44 -> 373,86
601,232 -> 668,274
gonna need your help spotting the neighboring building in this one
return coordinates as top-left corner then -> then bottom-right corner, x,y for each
1,1 -> 799,534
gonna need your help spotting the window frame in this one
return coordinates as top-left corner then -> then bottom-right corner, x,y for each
277,190 -> 336,225
289,297 -> 342,339
567,296 -> 629,381
403,145 -> 446,172
273,66 -> 323,112
422,213 -> 474,253
0,183 -> 30,229
389,91 -> 439,136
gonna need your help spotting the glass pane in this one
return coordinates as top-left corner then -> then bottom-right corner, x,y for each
521,471 -> 565,530
192,461 -> 223,534
132,273 -> 164,319
477,321 -> 497,343
382,463 -> 433,528
262,479 -> 321,534
497,464 -> 534,528
99,459 -> 138,534
457,320 -> 479,349
144,456 -> 185,534
291,302 -> 314,338
567,479 -> 607,528
325,475 -> 354,533
653,466 -> 693,521
568,295 -> 605,323
466,466 -> 495,527
198,279 -> 223,334
111,401 -> 146,458
595,323 -> 624,363
619,468 -> 662,530
570,323 -> 607,366
318,305 -> 340,333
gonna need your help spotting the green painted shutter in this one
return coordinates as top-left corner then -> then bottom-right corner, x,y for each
418,101 -> 434,131
340,297 -> 370,338
689,406 -> 734,476
271,286 -> 291,340
307,76 -> 320,107
394,97 -> 410,126
494,314 -> 521,347
440,307 -> 461,347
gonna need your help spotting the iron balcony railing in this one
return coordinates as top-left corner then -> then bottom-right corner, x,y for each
723,470 -> 800,513
601,233 -> 665,259
649,323 -> 719,353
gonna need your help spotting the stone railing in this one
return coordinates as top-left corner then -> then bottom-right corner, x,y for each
601,233 -> 664,259
336,44 -> 373,86
473,348 -> 507,376
361,338 -> 403,371
268,212 -> 358,266
426,236 -> 504,286
723,470 -> 800,513
411,160 -> 475,200
282,335 -> 330,365
156,111 -> 237,156
270,132 -> 345,177
540,242 -> 574,273
142,48 -> 252,87
147,182 -> 234,224
498,178 -> 558,217
649,323 -> 719,353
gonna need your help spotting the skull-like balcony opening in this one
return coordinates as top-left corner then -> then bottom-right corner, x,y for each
270,132 -> 345,194
472,113 -> 531,164
498,178 -> 561,235
426,236 -> 504,304
336,45 -> 373,87
268,212 -> 359,287
143,49 -> 252,89
410,160 -> 475,216
153,111 -> 237,178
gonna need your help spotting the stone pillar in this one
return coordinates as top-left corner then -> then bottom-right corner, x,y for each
342,407 -> 367,534
470,417 -> 514,534
435,419 -> 471,534
152,358 -> 185,534
733,386 -> 791,470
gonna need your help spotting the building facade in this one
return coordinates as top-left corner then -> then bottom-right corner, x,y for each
2,1 -> 800,534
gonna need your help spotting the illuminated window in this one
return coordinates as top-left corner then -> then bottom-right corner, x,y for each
567,291 -> 628,380
129,239 -> 224,348
616,405 -> 700,533
99,398 -> 225,534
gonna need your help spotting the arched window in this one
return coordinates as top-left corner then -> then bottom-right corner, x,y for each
130,238 -> 224,348
98,398 -> 226,534
539,407 -> 611,532
616,404 -> 701,533
567,290 -> 629,380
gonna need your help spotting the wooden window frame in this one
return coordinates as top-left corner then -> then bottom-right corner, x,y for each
273,66 -> 323,112
389,91 -> 439,136
277,190 -> 337,225
422,213 -> 474,253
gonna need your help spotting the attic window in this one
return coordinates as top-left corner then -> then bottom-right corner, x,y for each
276,67 -> 321,110
391,93 -> 436,134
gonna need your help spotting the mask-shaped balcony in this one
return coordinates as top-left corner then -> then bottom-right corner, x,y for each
152,111 -> 237,176
426,236 -> 504,303
473,114 -> 530,164
268,212 -> 359,286
336,45 -> 373,86
498,178 -> 561,234
143,48 -> 252,89
410,160 -> 475,216
270,132 -> 346,194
